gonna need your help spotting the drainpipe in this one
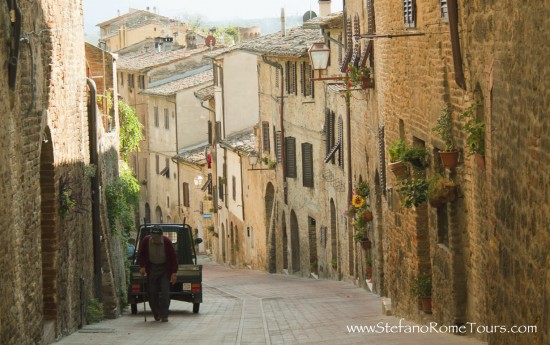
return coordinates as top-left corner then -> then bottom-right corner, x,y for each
86,77 -> 102,300
167,98 -> 181,216
262,56 -> 285,184
447,0 -> 466,89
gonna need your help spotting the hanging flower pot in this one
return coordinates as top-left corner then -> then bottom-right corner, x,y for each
362,210 -> 373,221
360,238 -> 371,250
388,160 -> 408,178
361,78 -> 373,89
474,153 -> 485,170
438,150 -> 459,169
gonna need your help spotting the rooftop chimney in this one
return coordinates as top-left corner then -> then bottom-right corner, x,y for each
281,8 -> 286,37
319,0 -> 332,17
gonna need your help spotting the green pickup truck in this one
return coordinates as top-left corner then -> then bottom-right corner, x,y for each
128,223 -> 203,314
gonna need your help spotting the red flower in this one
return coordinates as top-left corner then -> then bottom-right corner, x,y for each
347,82 -> 352,87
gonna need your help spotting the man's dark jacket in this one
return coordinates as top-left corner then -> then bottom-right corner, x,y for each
138,235 -> 178,275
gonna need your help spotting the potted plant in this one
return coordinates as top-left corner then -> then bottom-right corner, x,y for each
427,174 -> 457,208
411,273 -> 432,314
459,102 -> 485,170
399,178 -> 428,209
432,107 -> 459,168
401,145 -> 429,170
360,237 -> 372,250
347,63 -> 372,89
388,139 -> 408,178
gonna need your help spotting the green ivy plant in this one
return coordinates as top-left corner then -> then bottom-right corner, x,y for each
411,273 -> 432,297
459,102 -> 485,155
86,298 -> 104,324
105,162 -> 140,236
119,99 -> 143,162
59,187 -> 76,219
388,139 -> 407,163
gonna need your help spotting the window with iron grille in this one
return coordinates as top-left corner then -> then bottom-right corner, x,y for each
138,75 -> 145,89
275,67 -> 279,89
367,0 -> 376,34
164,108 -> 169,129
302,143 -> 314,188
403,0 -> 416,28
285,137 -> 297,178
440,0 -> 448,21
262,121 -> 270,153
183,182 -> 190,207
154,107 -> 159,127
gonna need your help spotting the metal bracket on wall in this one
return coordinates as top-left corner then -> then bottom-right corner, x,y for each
7,0 -> 22,90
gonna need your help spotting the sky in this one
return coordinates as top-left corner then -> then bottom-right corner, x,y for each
83,0 -> 344,34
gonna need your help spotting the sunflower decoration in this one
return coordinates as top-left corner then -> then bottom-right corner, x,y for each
352,195 -> 365,208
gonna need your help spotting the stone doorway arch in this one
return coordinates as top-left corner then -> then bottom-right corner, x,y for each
265,182 -> 276,273
155,206 -> 163,223
290,210 -> 300,273
144,203 -> 151,223
40,127 -> 59,324
330,198 -> 338,277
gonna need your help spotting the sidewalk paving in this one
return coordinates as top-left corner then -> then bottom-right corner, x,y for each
54,256 -> 486,345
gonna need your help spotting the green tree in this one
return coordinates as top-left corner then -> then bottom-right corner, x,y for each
118,99 -> 143,162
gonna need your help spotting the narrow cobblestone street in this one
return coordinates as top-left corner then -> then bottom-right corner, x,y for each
55,256 -> 485,345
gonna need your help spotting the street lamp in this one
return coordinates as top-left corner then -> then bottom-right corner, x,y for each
247,151 -> 272,171
308,42 -> 346,81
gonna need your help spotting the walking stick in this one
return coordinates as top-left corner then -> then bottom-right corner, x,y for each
143,279 -> 147,322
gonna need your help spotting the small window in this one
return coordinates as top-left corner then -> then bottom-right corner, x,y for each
120,72 -> 124,86
164,108 -> 169,129
167,195 -> 170,208
154,107 -> 159,127
155,155 -> 160,174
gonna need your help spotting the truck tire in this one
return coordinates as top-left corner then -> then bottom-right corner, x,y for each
131,303 -> 137,315
193,303 -> 200,314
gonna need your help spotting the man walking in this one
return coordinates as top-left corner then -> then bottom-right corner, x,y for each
139,227 -> 178,322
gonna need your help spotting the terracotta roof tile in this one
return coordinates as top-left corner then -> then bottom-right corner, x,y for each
237,26 -> 323,58
117,47 -> 211,72
194,85 -> 215,101
303,11 -> 344,29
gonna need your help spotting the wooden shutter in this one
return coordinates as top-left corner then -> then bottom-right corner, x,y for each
310,66 -> 315,98
325,109 -> 331,157
301,62 -> 306,96
215,121 -> 221,142
285,137 -> 297,178
340,17 -> 353,73
232,176 -> 236,201
262,121 -> 270,153
302,143 -> 314,188
293,62 -> 298,95
378,125 -> 386,192
285,61 -> 290,93
338,116 -> 344,167
275,129 -> 282,163
218,176 -> 224,201
351,14 -> 362,67
367,0 -> 375,34
183,182 -> 190,207
213,188 -> 219,212
213,64 -> 218,86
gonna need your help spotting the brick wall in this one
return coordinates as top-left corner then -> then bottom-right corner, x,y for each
0,1 -> 97,344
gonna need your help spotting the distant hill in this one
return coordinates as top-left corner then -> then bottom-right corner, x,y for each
202,15 -> 306,36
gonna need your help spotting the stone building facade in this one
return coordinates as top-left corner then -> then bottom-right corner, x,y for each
1,2 -> 122,344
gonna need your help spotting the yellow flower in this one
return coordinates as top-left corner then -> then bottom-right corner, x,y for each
352,195 -> 365,208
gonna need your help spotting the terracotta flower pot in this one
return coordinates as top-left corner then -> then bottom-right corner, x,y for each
438,150 -> 459,169
362,210 -> 373,221
360,239 -> 371,250
361,79 -> 373,89
420,296 -> 432,314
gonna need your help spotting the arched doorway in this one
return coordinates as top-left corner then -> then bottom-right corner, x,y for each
155,206 -> 163,223
265,183 -> 276,273
40,127 -> 58,324
290,210 -> 300,273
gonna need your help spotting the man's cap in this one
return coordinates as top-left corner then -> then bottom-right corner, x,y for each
151,227 -> 163,238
